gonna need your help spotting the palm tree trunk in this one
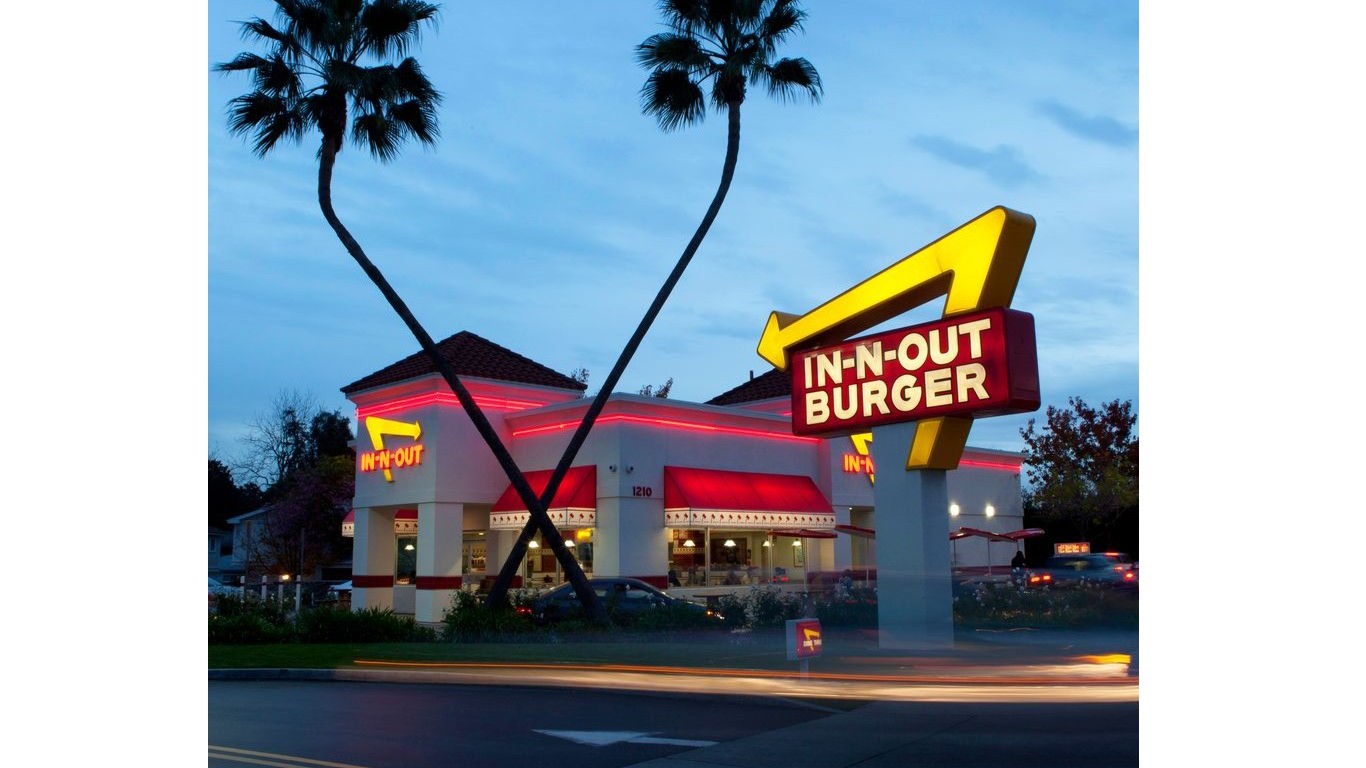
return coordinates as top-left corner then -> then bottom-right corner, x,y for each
316,143 -> 609,625
485,101 -> 744,606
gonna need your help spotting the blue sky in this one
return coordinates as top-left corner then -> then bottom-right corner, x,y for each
207,0 -> 1138,466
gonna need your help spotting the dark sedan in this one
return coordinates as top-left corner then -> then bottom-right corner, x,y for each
529,577 -> 719,625
1032,552 -> 1138,589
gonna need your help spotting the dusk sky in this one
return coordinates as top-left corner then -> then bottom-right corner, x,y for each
207,0 -> 1138,468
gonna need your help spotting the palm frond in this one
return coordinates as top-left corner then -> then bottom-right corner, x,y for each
758,0 -> 805,53
388,99 -> 440,145
641,68 -> 706,131
636,33 -> 713,71
759,56 -> 821,103
225,92 -> 308,156
360,0 -> 440,59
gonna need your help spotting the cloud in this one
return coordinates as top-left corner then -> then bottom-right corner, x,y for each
910,136 -> 1042,187
1035,100 -> 1137,148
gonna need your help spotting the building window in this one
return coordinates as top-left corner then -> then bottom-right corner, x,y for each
395,536 -> 417,585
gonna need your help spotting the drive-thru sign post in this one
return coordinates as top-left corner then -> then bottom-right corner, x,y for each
758,206 -> 1039,648
787,618 -> 823,677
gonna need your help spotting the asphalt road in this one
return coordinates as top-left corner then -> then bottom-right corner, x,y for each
209,680 -> 833,768
208,680 -> 1138,768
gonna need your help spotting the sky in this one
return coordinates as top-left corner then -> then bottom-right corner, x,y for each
206,0 -> 1138,467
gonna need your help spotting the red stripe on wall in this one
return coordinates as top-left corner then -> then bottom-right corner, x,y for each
632,575 -> 668,589
353,575 -> 395,588
415,576 -> 463,590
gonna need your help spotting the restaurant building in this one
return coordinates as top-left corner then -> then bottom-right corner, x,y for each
342,331 -> 1025,624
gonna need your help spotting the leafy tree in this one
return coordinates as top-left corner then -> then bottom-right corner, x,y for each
638,377 -> 674,398
483,0 -> 823,609
209,458 -> 263,528
218,2 -> 608,623
249,455 -> 356,579
1020,397 -> 1139,553
234,391 -> 350,492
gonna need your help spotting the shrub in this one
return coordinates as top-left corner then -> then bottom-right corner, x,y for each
629,603 -> 721,632
298,605 -> 432,643
440,589 -> 537,641
716,586 -> 805,629
209,593 -> 293,644
952,582 -> 1138,629
814,587 -> 878,627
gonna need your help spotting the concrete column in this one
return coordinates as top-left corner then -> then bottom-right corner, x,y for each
352,507 -> 394,611
872,422 -> 953,649
488,528 -> 523,588
832,505 -> 854,570
415,502 -> 464,626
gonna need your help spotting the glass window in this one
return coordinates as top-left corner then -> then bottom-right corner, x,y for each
395,536 -> 417,584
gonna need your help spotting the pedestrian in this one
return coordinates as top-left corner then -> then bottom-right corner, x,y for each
1011,550 -> 1026,569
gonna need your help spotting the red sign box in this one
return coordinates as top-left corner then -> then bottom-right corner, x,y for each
787,618 -> 823,660
789,307 -> 1039,436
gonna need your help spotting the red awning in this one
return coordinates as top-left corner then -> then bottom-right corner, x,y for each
492,466 -> 597,513
1003,528 -> 1045,541
663,467 -> 833,530
342,509 -> 355,538
836,524 -> 876,539
953,526 -> 1015,543
771,529 -> 838,540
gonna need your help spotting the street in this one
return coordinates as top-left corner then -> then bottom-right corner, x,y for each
209,680 -> 1138,767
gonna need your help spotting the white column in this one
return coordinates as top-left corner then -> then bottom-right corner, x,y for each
488,528 -> 522,588
352,507 -> 394,611
415,502 -> 464,626
832,505 -> 854,570
872,422 -> 953,649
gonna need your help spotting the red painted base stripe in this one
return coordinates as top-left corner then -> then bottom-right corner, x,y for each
631,575 -> 668,589
353,575 -> 394,588
415,576 -> 463,590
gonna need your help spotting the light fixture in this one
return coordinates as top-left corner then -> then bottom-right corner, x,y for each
528,540 -> 541,549
281,574 -> 290,581
792,540 -> 802,547
949,503 -> 960,517
565,540 -> 575,548
762,540 -> 772,548
724,539 -> 736,548
683,539 -> 696,548
985,504 -> 996,518
404,543 -> 415,551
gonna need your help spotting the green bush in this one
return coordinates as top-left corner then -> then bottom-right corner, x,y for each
716,586 -> 805,629
298,605 -> 432,643
209,612 -> 293,644
815,588 -> 878,627
952,582 -> 1138,629
440,590 -> 537,641
629,603 -> 721,632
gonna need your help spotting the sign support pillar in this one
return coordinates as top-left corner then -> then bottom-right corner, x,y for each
872,422 -> 954,650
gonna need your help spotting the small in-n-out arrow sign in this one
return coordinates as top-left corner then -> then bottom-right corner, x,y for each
756,206 -> 1035,470
533,730 -> 717,748
364,416 -> 423,481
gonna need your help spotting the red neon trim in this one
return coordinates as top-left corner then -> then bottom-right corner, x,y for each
357,391 -> 552,420
513,414 -> 818,443
959,458 -> 1022,472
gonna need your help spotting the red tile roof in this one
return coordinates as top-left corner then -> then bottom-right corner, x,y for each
706,368 -> 791,405
341,331 -> 587,395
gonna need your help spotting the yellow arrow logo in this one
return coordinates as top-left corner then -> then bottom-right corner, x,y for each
365,416 -> 423,482
757,206 -> 1035,470
802,626 -> 822,653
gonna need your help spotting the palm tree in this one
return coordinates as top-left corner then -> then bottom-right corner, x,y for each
217,0 -> 610,624
482,0 -> 822,607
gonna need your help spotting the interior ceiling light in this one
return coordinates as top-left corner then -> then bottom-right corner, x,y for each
724,539 -> 736,547
683,539 -> 696,547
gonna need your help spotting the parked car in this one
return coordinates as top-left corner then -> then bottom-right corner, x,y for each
1032,552 -> 1138,589
529,577 -> 720,625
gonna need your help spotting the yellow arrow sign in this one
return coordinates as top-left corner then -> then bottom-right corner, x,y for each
757,206 -> 1035,470
802,626 -> 822,653
365,416 -> 423,482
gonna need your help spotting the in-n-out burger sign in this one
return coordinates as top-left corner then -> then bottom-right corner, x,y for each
791,307 -> 1039,435
756,206 -> 1040,469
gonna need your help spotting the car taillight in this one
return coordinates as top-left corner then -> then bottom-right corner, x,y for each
516,606 -> 531,615
1124,572 -> 1135,580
